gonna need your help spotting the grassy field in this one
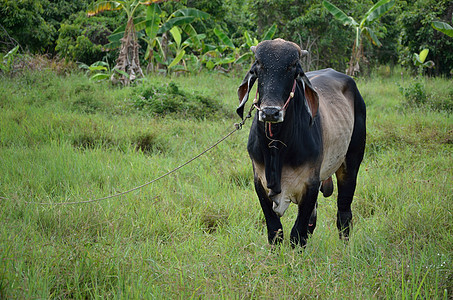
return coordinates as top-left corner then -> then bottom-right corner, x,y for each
0,68 -> 452,298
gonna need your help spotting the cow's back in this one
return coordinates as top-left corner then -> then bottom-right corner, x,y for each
307,69 -> 357,180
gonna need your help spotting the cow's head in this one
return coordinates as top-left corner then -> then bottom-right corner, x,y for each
237,38 -> 318,124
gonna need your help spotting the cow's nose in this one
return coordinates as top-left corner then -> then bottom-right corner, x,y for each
259,107 -> 284,123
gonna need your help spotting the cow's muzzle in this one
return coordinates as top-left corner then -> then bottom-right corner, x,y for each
258,106 -> 284,123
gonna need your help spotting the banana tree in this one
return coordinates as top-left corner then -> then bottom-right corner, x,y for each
140,6 -> 209,72
238,24 -> 277,64
106,4 -> 209,73
413,49 -> 434,76
322,0 -> 395,76
203,24 -> 277,72
87,0 -> 174,85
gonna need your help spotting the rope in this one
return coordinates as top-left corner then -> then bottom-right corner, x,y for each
0,107 -> 255,206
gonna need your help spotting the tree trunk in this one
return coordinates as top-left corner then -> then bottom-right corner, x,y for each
346,40 -> 365,77
111,17 -> 144,85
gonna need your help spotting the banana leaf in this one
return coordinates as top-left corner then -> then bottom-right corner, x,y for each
87,1 -> 122,17
432,21 -> 453,38
322,1 -> 358,27
168,50 -> 186,69
213,27 -> 235,49
363,0 -> 395,26
262,24 -> 277,41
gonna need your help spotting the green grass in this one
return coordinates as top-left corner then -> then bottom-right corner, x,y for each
0,69 -> 452,298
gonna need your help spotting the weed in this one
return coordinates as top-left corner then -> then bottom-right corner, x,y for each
398,80 -> 428,107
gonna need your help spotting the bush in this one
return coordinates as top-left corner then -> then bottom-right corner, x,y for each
55,13 -> 120,65
398,79 -> 453,112
397,0 -> 453,76
0,0 -> 56,52
398,80 -> 428,107
131,81 -> 230,119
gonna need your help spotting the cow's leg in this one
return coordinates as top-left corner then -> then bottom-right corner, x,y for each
308,201 -> 318,235
336,125 -> 365,240
255,177 -> 283,244
290,182 -> 319,247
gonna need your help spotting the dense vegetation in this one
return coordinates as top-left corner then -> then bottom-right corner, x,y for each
1,0 -> 452,76
0,0 -> 452,298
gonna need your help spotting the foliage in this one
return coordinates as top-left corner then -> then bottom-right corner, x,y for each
0,0 -> 56,52
398,80 -> 428,107
131,81 -> 229,118
323,0 -> 395,76
134,5 -> 210,72
413,49 -> 435,75
432,20 -> 453,37
0,0 -> 90,53
398,0 -> 453,76
79,60 -> 119,82
0,45 -> 20,75
1,0 -> 453,77
55,20 -> 109,65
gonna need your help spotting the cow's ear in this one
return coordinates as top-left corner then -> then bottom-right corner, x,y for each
237,65 -> 257,119
296,66 -> 319,125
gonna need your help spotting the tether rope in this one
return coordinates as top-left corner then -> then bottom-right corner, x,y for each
0,106 -> 255,206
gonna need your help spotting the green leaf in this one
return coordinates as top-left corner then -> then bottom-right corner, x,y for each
206,60 -> 215,70
322,0 -> 358,27
114,68 -> 130,78
363,0 -> 395,26
419,49 -> 429,64
88,66 -> 108,72
170,26 -> 182,48
181,24 -> 202,49
235,52 -> 253,64
144,3 -> 161,40
168,50 -> 186,68
244,31 -> 253,48
159,16 -> 195,34
262,24 -> 277,41
173,8 -> 210,20
213,27 -> 235,49
215,56 -> 235,66
362,27 -> 382,47
4,45 -> 19,60
183,33 -> 206,49
90,73 -> 110,81
432,21 -> 453,38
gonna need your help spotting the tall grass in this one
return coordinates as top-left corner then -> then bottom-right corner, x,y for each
0,69 -> 452,298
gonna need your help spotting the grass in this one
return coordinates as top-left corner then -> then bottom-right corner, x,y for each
0,68 -> 452,298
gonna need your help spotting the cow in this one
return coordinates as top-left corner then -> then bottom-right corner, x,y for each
237,39 -> 366,247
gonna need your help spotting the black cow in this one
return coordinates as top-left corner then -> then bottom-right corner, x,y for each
237,39 -> 366,247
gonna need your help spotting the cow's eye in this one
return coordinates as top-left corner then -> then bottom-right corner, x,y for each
250,62 -> 260,75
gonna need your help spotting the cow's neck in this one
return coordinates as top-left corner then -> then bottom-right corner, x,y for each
257,86 -> 315,195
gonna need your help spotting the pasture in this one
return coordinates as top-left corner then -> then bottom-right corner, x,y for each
0,69 -> 452,298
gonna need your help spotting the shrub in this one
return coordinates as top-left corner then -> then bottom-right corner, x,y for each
131,81 -> 230,119
398,80 -> 427,107
55,13 -> 120,65
398,79 -> 453,112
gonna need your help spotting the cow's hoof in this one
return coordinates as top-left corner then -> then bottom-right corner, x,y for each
268,228 -> 283,245
290,230 -> 308,248
337,211 -> 352,240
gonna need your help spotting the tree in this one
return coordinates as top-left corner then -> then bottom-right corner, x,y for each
87,0 -> 175,85
322,0 -> 395,76
398,0 -> 453,76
